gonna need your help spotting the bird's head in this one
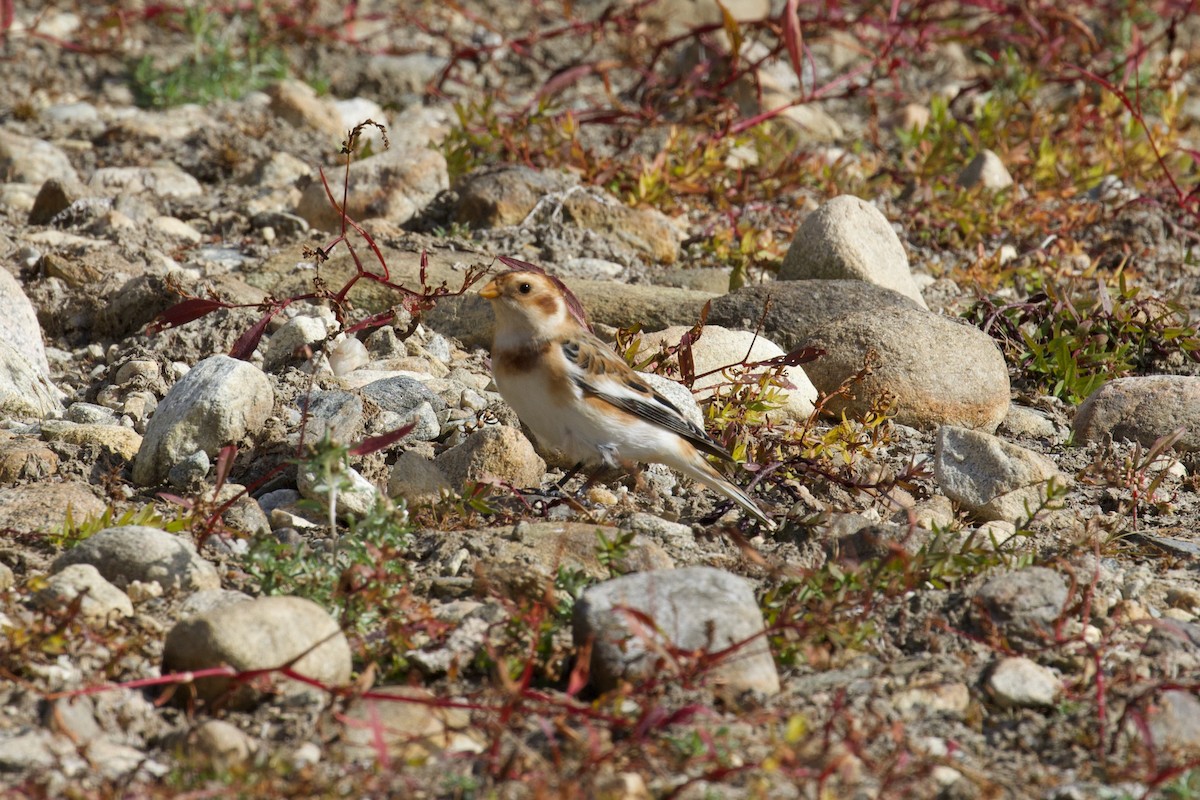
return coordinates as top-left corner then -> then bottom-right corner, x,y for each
479,269 -> 588,340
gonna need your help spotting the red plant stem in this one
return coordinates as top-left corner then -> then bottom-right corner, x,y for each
1066,63 -> 1198,221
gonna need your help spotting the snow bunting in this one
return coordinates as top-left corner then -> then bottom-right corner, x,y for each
479,268 -> 775,529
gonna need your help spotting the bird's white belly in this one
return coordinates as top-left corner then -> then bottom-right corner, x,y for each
496,368 -> 673,466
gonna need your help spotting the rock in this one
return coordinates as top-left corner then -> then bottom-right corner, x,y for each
265,314 -> 331,371
161,596 -> 352,707
893,681 -> 971,717
359,374 -> 446,414
297,463 -> 379,520
333,97 -> 390,150
251,153 -> 314,187
408,602 -> 507,675
0,269 -> 50,379
0,435 -> 59,482
328,336 -> 370,376
1073,376 -> 1200,452
290,741 -> 322,769
827,519 -> 930,563
167,450 -> 209,489
66,402 -> 118,424
172,719 -> 256,771
0,728 -> 73,773
295,144 -> 448,231
1146,690 -> 1200,758
96,274 -> 185,338
150,215 -> 203,243
0,129 -> 80,185
0,184 -> 37,216
387,451 -> 453,505
115,360 -> 163,388
636,372 -> 705,429
935,426 -> 1068,523
904,494 -> 955,532
179,588 -> 255,618
362,53 -> 449,105
266,79 -> 344,140
35,564 -> 133,625
802,306 -> 1010,431
0,340 -> 63,419
574,567 -> 779,696
0,563 -> 13,591
957,149 -> 1014,190
132,355 -> 275,485
635,325 -> 818,423
364,326 -> 407,359
40,420 -> 142,461
455,165 -> 576,227
986,656 -> 1061,707
52,525 -> 220,593
474,521 -> 674,602
421,294 -> 493,350
561,192 -> 682,264
107,105 -> 213,143
891,103 -> 931,131
337,686 -> 483,763
28,178 -> 78,225
41,101 -> 100,128
1000,404 -> 1059,440
427,280 -> 716,349
436,425 -> 546,488
593,772 -> 652,800
76,736 -> 171,782
0,481 -> 105,532
220,490 -> 271,536
299,390 -> 363,444
780,195 -> 926,308
973,566 -> 1068,649
725,50 -> 843,141
42,695 -> 102,744
358,375 -> 443,442
579,276 -> 714,324
764,97 -> 845,141
708,279 -> 923,353
642,0 -> 768,35
620,512 -> 697,548
88,165 -> 203,200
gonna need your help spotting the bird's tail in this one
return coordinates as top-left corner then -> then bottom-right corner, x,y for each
672,450 -> 777,531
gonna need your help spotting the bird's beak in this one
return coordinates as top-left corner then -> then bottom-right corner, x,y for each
479,280 -> 500,300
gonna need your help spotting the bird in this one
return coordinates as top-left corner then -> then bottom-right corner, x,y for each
479,267 -> 775,530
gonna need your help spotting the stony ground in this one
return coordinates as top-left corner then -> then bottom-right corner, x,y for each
2,1 -> 1200,798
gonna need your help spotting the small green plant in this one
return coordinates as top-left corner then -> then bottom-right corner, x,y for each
699,221 -> 786,290
763,478 -> 1066,666
130,6 -> 288,108
595,528 -> 636,577
55,503 -> 192,549
1161,769 -> 1200,800
968,276 -> 1200,403
1082,429 -> 1184,530
552,529 -> 637,622
441,98 -> 581,183
552,565 -> 592,621
243,495 -> 412,631
432,220 -> 475,239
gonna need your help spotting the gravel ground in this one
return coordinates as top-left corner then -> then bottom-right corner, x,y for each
2,2 -> 1200,798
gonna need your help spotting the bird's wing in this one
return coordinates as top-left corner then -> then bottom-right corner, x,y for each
559,335 -> 732,462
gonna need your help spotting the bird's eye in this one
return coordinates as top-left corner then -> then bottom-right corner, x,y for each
518,282 -> 532,294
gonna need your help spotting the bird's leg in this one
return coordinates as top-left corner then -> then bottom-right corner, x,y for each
555,461 -> 586,491
557,465 -> 608,523
628,463 -> 647,494
576,466 -> 605,498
